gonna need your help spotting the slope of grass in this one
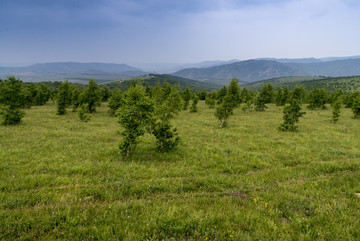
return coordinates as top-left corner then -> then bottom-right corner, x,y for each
1,102 -> 360,240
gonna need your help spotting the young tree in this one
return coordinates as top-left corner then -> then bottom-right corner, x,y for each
331,96 -> 342,123
344,91 -> 360,108
351,95 -> 360,119
307,88 -> 327,110
290,85 -> 306,102
0,76 -> 26,125
79,79 -> 101,113
227,77 -> 241,107
71,87 -> 81,111
78,103 -> 91,122
275,87 -> 284,106
217,86 -> 228,104
215,94 -> 234,128
254,91 -> 267,111
117,84 -> 154,156
182,86 -> 192,110
205,91 -> 216,109
279,98 -> 306,131
190,94 -> 199,113
100,86 -> 111,102
108,88 -> 124,116
282,87 -> 290,105
152,85 -> 182,152
259,83 -> 275,103
56,81 -> 71,115
34,84 -> 50,106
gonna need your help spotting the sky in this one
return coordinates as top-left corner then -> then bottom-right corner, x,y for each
1,0 -> 360,69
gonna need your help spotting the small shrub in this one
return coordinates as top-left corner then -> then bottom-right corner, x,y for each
190,94 -> 199,113
152,122 -> 180,152
0,107 -> 25,125
78,103 -> 91,122
331,97 -> 342,123
279,99 -> 305,131
352,96 -> 360,119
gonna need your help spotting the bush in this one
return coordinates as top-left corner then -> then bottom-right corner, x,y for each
352,96 -> 360,119
0,76 -> 26,125
0,107 -> 25,125
331,97 -> 342,123
190,94 -> 199,113
78,103 -> 91,122
279,99 -> 306,131
152,122 -> 180,152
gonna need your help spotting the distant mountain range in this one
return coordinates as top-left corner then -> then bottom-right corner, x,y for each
2,56 -> 360,85
0,62 -> 146,83
172,57 -> 360,85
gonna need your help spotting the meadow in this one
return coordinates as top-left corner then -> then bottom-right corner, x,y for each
1,101 -> 360,240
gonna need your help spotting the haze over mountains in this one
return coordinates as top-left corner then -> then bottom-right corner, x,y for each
172,57 -> 360,85
0,62 -> 146,83
1,56 -> 360,85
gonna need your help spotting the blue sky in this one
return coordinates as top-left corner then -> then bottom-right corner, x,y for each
1,0 -> 360,68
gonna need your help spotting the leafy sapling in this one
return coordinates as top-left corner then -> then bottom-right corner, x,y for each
279,98 -> 306,131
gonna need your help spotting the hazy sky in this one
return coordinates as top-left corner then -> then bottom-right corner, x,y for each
1,0 -> 360,66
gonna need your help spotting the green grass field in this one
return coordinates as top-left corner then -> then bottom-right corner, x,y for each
1,102 -> 360,240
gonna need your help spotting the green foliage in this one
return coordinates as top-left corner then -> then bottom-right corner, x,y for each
240,87 -> 251,103
152,122 -> 180,152
108,89 -> 124,116
71,88 -> 81,111
182,86 -> 192,110
215,94 -> 234,128
217,86 -> 228,104
331,97 -> 342,123
79,79 -> 101,113
0,76 -> 26,125
254,92 -> 267,111
152,84 -> 182,152
279,99 -> 306,131
154,85 -> 183,122
344,91 -> 360,108
242,100 -> 253,112
227,77 -> 241,107
307,88 -> 327,110
34,84 -> 51,106
351,96 -> 360,119
145,84 -> 153,97
205,92 -> 216,109
290,85 -> 307,102
259,83 -> 275,103
154,82 -> 165,105
190,94 -> 199,113
56,81 -> 71,115
101,86 -> 111,102
117,84 -> 154,156
282,86 -> 290,104
77,103 -> 91,122
0,106 -> 25,125
275,87 -> 284,106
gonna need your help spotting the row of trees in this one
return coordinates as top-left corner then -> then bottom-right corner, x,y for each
1,76 -> 360,155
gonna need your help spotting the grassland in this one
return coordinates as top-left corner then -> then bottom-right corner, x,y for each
1,102 -> 360,240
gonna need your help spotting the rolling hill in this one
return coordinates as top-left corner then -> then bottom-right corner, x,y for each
103,74 -> 221,91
